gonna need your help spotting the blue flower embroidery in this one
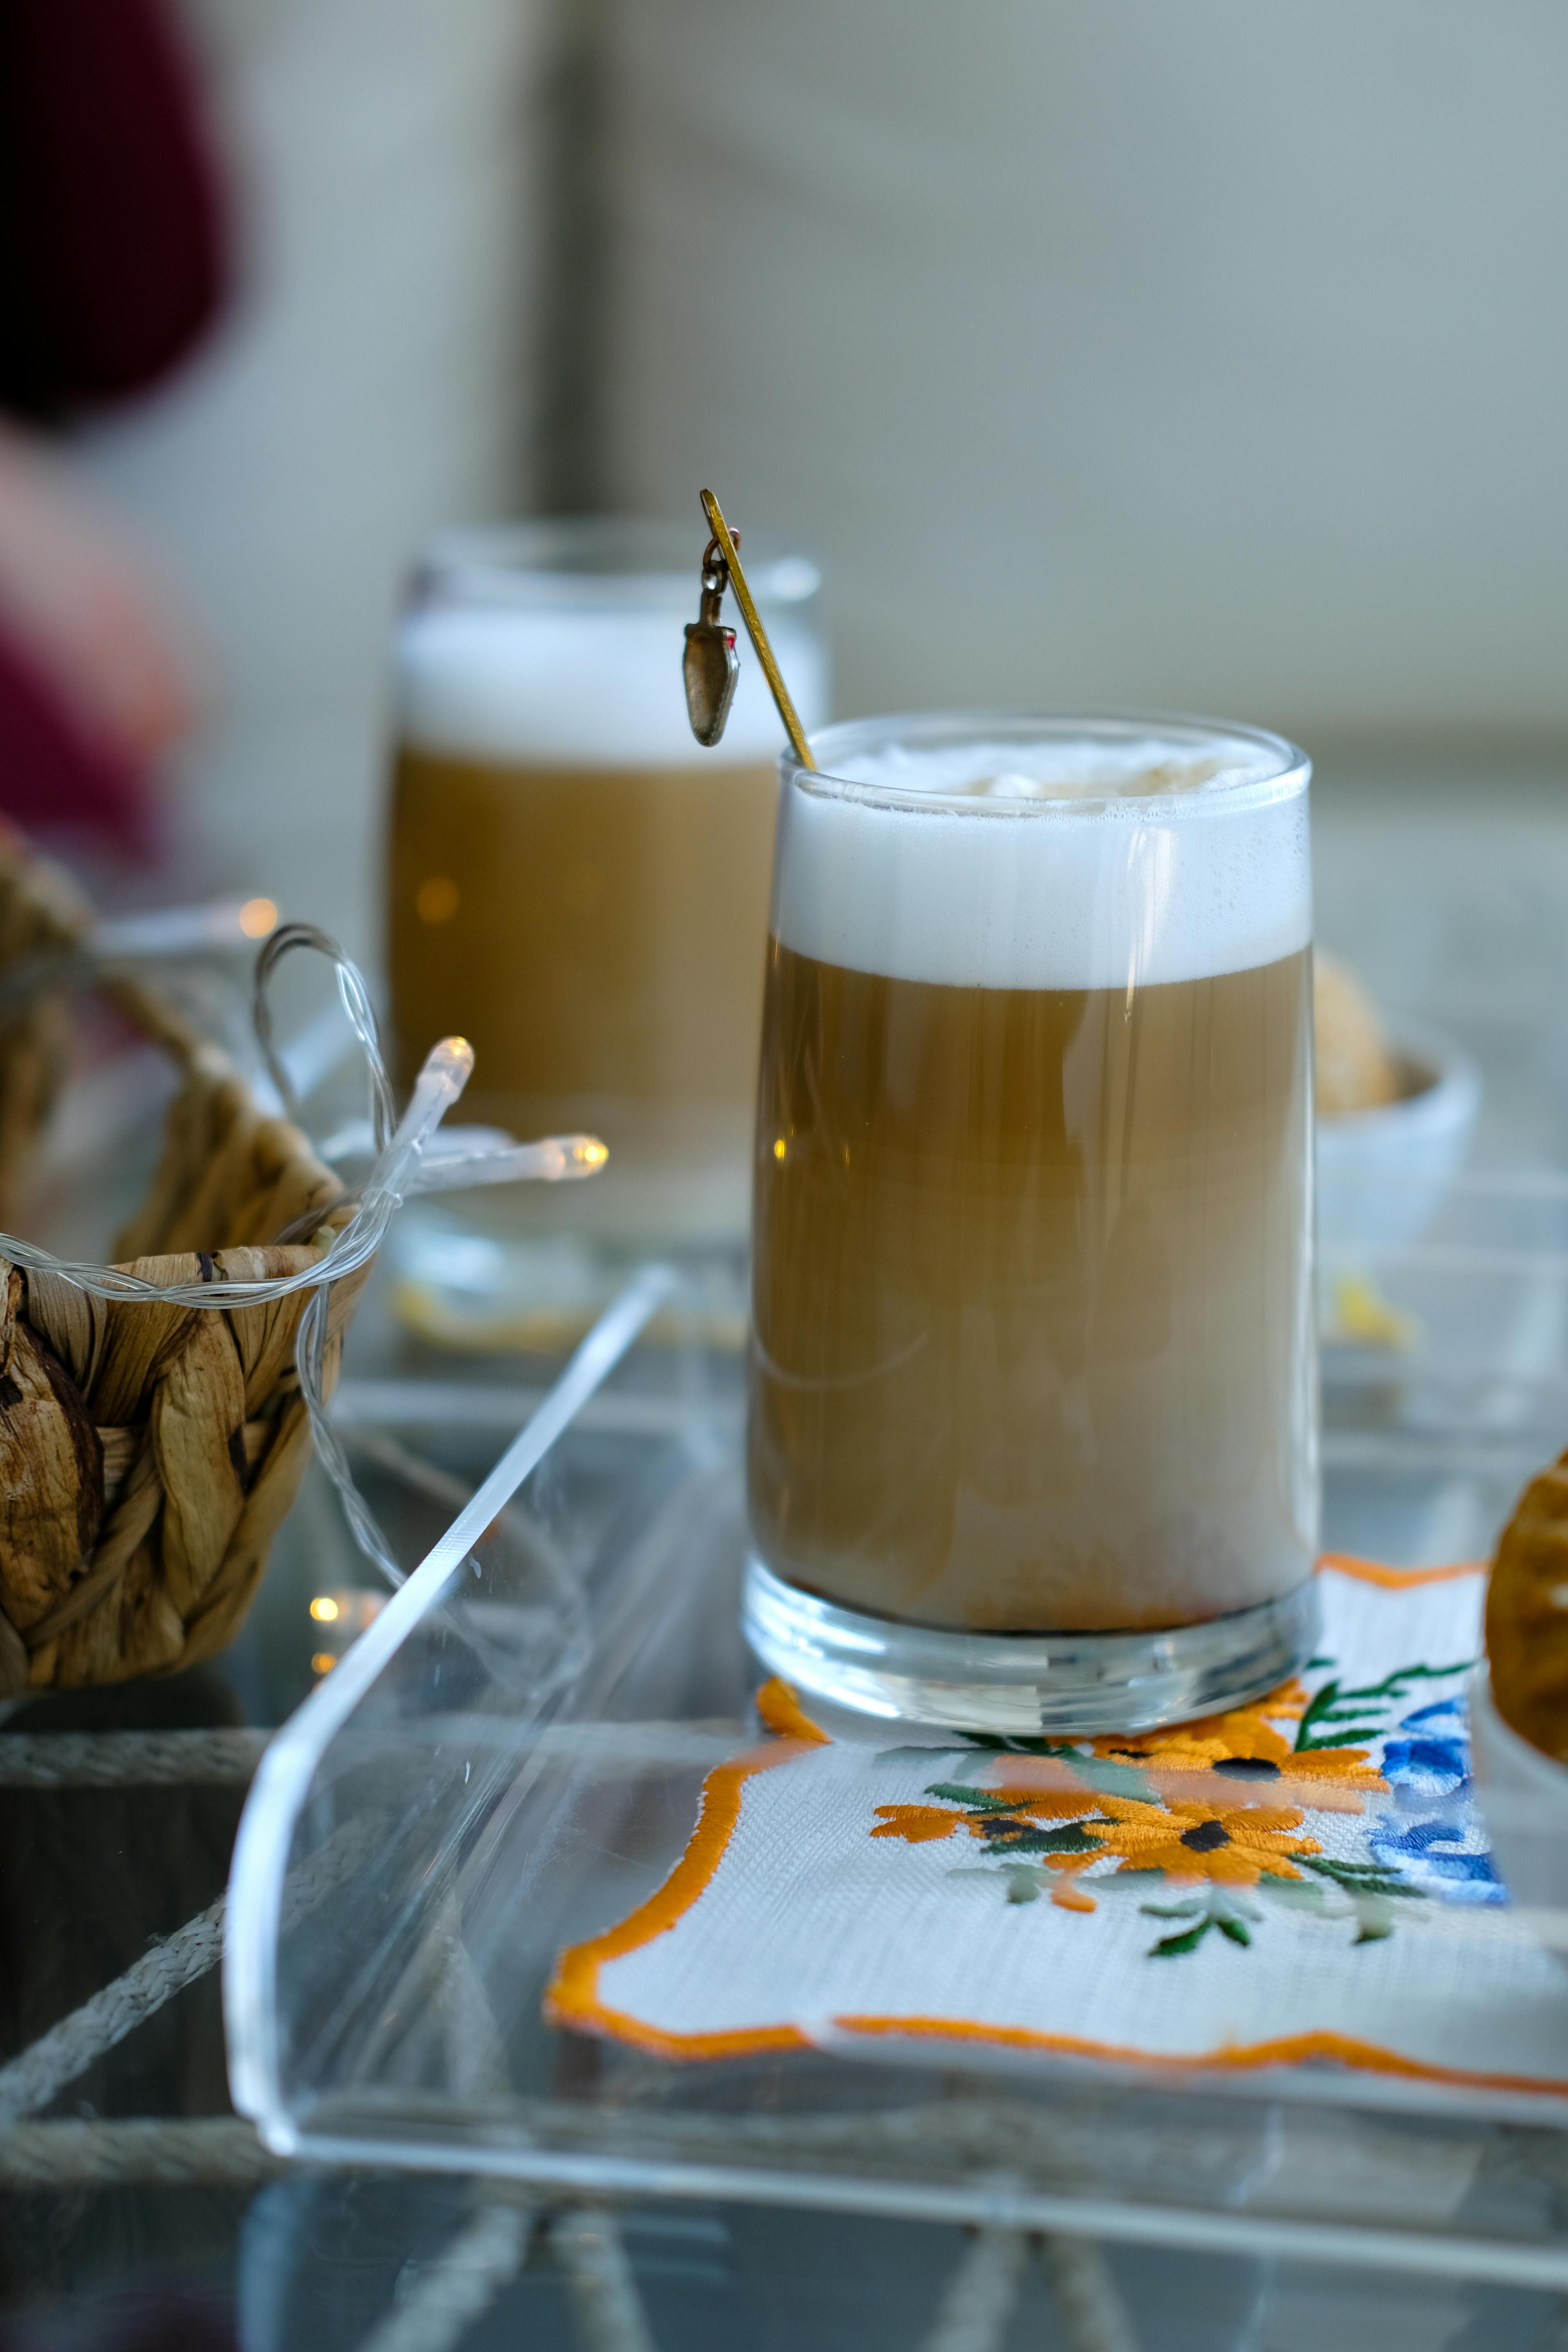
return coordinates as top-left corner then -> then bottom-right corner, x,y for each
1382,1695 -> 1470,1798
1370,1693 -> 1506,1905
1367,1816 -> 1504,1904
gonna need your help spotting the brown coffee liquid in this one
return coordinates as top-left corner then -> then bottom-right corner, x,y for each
749,942 -> 1314,1633
388,747 -> 778,1141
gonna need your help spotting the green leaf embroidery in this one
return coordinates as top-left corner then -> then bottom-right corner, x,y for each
1150,1920 -> 1213,1957
979,1822 -> 1102,1857
923,1782 -> 1021,1811
1292,1683 -> 1383,1753
958,1732 -> 1084,1759
1336,1660 -> 1476,1701
1293,1660 -> 1476,1754
1138,1888 -> 1257,1957
1296,1854 -> 1423,1901
875,1745 -> 988,1771
1259,1876 -> 1330,1915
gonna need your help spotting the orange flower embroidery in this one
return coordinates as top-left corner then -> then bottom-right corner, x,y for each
986,1787 -> 1104,1819
1050,1867 -> 1098,1913
1281,1749 -> 1385,1790
1093,1705 -> 1294,1768
1080,1797 -> 1321,1885
871,1790 -> 1090,1845
871,1805 -> 968,1844
1258,1676 -> 1310,1721
1092,1689 -> 1385,1795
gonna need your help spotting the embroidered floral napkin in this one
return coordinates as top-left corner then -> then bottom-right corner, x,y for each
549,1559 -> 1568,2098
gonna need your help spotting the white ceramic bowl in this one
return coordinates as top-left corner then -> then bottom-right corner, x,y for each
1469,1666 -> 1568,1927
1317,1020 -> 1481,1260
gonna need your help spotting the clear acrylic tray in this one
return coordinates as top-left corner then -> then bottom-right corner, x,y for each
226,1185 -> 1568,2292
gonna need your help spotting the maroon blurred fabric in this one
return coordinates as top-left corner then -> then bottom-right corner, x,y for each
0,625 -> 155,853
0,0 -> 229,417
0,0 -> 228,850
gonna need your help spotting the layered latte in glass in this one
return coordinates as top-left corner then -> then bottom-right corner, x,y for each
385,521 -> 825,1336
743,713 -> 1317,1733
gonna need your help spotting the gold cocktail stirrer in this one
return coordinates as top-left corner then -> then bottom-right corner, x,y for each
683,488 -> 816,770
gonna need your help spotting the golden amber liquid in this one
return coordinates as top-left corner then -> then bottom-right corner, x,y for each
749,943 -> 1315,1632
388,747 -> 779,1230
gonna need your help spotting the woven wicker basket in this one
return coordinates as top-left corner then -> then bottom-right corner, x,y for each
0,835 -> 371,1694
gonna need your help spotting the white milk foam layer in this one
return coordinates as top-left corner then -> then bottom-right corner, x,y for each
396,605 -> 828,767
773,733 -> 1311,991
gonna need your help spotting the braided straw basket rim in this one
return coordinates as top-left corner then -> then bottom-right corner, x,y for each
0,840 -> 371,1694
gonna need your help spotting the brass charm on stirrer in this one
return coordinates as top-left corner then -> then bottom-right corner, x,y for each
683,532 -> 739,746
683,488 -> 816,769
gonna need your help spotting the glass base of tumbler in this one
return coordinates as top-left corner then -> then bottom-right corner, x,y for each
742,1557 -> 1319,1736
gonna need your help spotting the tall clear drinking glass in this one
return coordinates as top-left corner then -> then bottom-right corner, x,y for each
384,520 -> 826,1341
743,713 -> 1317,1733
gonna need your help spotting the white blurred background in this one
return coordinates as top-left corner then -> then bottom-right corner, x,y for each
69,0 -> 545,956
598,0 -> 1568,737
41,0 -> 1568,984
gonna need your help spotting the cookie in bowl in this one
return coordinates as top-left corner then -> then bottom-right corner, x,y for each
1315,951 -> 1480,1271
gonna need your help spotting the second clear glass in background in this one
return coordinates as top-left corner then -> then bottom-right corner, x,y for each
385,519 -> 827,1342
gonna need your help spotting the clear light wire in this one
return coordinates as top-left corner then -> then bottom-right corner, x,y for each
0,930 -> 609,1584
253,921 -> 396,1149
0,1049 -> 456,1309
295,1279 -> 401,1582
